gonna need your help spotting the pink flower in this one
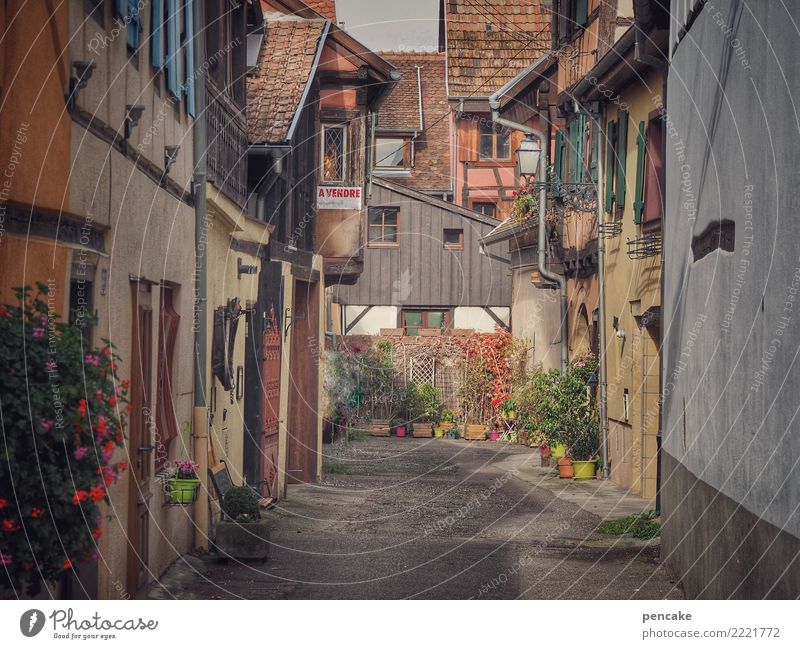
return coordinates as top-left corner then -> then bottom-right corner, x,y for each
84,354 -> 100,366
0,552 -> 12,566
73,446 -> 89,460
39,418 -> 54,433
32,327 -> 45,339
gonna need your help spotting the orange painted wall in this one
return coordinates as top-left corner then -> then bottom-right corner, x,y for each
0,235 -> 70,313
0,0 -> 71,213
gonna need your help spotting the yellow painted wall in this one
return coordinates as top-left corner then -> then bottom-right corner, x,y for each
602,67 -> 663,501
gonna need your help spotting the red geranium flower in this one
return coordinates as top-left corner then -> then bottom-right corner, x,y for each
89,486 -> 106,503
63,558 -> 73,569
2,519 -> 20,532
30,507 -> 45,519
78,399 -> 88,416
0,498 -> 7,509
108,394 -> 117,407
71,490 -> 89,506
91,528 -> 103,540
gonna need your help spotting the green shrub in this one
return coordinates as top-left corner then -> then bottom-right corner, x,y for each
222,486 -> 260,523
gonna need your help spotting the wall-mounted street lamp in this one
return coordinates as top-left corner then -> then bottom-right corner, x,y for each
124,104 -> 145,140
164,145 -> 181,175
515,133 -> 542,185
66,60 -> 96,110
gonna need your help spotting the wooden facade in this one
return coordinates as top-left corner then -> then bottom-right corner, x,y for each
334,180 -> 511,308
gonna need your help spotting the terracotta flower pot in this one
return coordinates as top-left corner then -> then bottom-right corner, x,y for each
557,456 -> 574,479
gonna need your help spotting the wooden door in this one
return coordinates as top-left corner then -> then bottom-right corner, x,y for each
287,279 -> 320,484
127,282 -> 154,597
261,299 -> 281,498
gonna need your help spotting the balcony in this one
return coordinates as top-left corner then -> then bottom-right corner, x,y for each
206,80 -> 248,208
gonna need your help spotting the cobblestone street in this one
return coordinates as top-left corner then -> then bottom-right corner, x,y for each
150,438 -> 682,599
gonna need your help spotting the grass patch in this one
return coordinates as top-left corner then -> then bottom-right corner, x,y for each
597,510 -> 661,539
322,459 -> 349,474
346,428 -> 369,442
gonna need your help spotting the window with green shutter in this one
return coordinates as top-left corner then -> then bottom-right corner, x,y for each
166,0 -> 181,100
616,110 -> 629,209
576,0 -> 589,28
568,116 -> 586,184
553,129 -> 566,197
633,121 -> 648,223
184,0 -> 195,116
589,119 -> 599,182
151,0 -> 164,69
604,120 -> 616,213
118,0 -> 142,52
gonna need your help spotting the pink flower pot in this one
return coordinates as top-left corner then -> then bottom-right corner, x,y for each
395,425 -> 407,437
489,431 -> 501,441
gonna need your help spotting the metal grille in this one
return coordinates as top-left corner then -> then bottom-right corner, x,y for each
409,355 -> 435,386
323,126 -> 344,181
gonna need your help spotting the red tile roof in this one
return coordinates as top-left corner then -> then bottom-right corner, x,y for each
303,0 -> 337,21
247,18 -> 326,144
446,0 -> 550,97
376,52 -> 451,193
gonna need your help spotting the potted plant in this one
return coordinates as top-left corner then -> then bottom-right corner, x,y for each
488,430 -> 502,441
440,409 -> 457,432
395,382 -> 420,438
413,383 -> 441,438
446,422 -> 460,440
568,418 -> 600,480
167,459 -> 200,505
214,486 -> 271,561
499,395 -> 517,420
557,454 -> 574,479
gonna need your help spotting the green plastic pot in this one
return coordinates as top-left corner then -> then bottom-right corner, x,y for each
168,478 -> 200,504
550,442 -> 568,458
572,460 -> 597,480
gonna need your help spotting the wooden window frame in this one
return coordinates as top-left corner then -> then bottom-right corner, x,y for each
367,206 -> 399,248
321,123 -> 347,183
401,309 -> 452,335
443,228 -> 464,250
478,118 -> 511,161
472,201 -> 496,218
374,137 -> 412,170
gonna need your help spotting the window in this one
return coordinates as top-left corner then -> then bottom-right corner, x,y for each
443,229 -> 463,250
479,119 -> 510,160
85,0 -> 104,26
151,0 -> 164,69
472,201 -> 496,218
644,115 -> 664,222
603,113 -> 629,215
375,137 -> 411,169
368,207 -> 399,246
322,125 -> 346,182
402,310 -> 450,335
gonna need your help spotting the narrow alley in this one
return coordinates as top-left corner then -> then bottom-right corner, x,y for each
150,438 -> 680,599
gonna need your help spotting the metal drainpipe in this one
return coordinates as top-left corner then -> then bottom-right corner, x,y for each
590,106 -> 610,479
367,111 -> 376,199
488,104 -> 569,375
192,0 -> 209,549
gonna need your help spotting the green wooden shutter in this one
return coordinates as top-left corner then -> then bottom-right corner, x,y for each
125,0 -> 142,51
554,129 -> 566,197
589,120 -> 599,182
166,0 -> 180,100
567,120 -> 578,184
576,0 -> 589,27
184,0 -> 195,116
604,120 -> 616,213
616,110 -> 629,209
151,0 -> 164,69
576,115 -> 586,183
633,121 -> 648,224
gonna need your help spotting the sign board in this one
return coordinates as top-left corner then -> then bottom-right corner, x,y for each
316,186 -> 363,210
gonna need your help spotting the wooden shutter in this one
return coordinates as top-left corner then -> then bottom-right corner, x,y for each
644,116 -> 665,221
576,0 -> 589,27
604,120 -> 616,212
633,121 -> 647,224
576,115 -> 586,183
589,120 -> 599,182
166,0 -> 180,100
184,0 -> 195,116
458,118 -> 477,162
124,0 -> 142,51
151,0 -> 164,69
616,110 -> 629,208
553,129 -> 566,197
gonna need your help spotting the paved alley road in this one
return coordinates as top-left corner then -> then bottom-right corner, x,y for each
150,438 -> 682,599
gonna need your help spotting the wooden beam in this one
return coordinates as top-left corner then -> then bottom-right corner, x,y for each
483,307 -> 509,331
344,306 -> 373,334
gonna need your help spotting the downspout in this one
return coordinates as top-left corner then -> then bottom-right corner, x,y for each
488,102 -> 568,375
192,0 -> 209,549
367,111 -> 377,199
590,106 -> 610,480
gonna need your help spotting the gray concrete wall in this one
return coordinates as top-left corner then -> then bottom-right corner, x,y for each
662,0 -> 800,597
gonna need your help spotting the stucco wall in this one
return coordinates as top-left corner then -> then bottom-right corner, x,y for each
662,0 -> 800,596
510,268 -> 561,371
